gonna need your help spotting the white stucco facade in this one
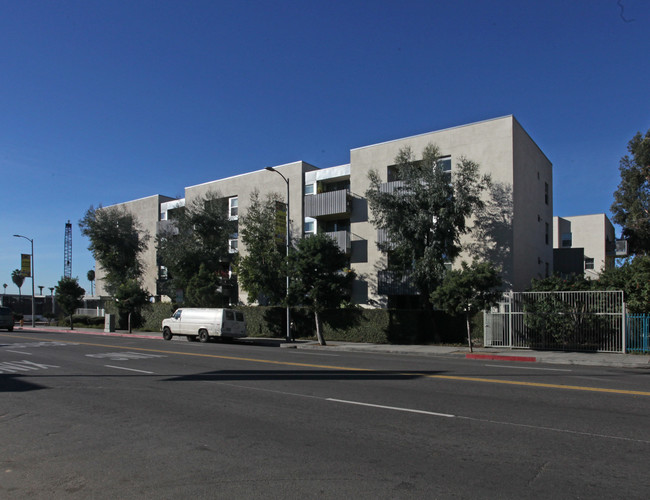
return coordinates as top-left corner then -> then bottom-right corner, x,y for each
94,115 -> 553,306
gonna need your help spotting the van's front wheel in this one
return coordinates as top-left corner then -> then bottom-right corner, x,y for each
198,329 -> 210,343
162,327 -> 173,341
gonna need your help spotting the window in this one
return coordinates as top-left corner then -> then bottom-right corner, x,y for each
304,183 -> 315,195
228,197 -> 238,219
225,310 -> 234,321
228,233 -> 238,253
438,157 -> 452,183
545,262 -> 549,277
545,223 -> 549,245
585,258 -> 594,270
561,232 -> 572,247
544,182 -> 549,205
304,220 -> 315,235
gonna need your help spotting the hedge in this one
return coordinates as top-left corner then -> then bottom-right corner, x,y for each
240,306 -> 468,345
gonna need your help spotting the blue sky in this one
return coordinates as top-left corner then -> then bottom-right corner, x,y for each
1,0 -> 649,294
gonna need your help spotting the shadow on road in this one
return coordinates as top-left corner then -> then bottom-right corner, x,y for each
0,374 -> 47,392
163,369 -> 446,382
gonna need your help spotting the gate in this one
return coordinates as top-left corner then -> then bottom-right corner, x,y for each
627,314 -> 650,353
484,291 -> 626,353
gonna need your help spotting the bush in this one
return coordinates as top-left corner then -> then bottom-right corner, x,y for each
141,302 -> 176,332
240,306 -> 467,344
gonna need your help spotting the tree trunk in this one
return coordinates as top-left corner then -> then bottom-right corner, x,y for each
70,314 -> 74,330
314,310 -> 326,346
466,313 -> 472,352
128,312 -> 132,333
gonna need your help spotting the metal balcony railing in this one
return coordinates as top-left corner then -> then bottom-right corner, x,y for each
304,189 -> 351,218
323,230 -> 351,254
377,270 -> 419,296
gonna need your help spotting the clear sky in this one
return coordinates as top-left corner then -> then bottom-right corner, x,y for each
1,0 -> 649,295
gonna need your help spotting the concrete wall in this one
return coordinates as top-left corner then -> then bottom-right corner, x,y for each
95,194 -> 176,297
93,115 -> 553,306
553,214 -> 615,278
512,117 -> 554,289
184,161 -> 319,303
348,115 -> 550,302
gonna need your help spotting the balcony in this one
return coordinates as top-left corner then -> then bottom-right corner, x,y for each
377,270 -> 419,296
304,189 -> 351,218
380,180 -> 407,194
324,230 -> 351,254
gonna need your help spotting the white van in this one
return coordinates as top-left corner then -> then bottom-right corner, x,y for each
162,308 -> 246,342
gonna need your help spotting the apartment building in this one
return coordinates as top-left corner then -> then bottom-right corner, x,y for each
553,214 -> 619,279
95,115 -> 553,306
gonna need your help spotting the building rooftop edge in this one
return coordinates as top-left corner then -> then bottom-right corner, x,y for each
350,115 -> 516,152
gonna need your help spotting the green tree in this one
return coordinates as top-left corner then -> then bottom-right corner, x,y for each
288,234 -> 355,346
431,261 -> 502,351
598,256 -> 650,313
528,273 -> 594,292
55,277 -> 85,330
611,129 -> 650,255
366,143 -> 489,308
11,269 -> 25,299
156,192 -> 235,297
79,205 -> 149,295
185,263 -> 229,307
236,190 -> 285,305
87,269 -> 95,296
114,279 -> 150,332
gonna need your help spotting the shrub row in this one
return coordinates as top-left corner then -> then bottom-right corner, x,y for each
240,306 -> 470,345
133,303 -> 480,345
57,314 -> 105,327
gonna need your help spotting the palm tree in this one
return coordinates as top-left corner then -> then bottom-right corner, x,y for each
11,269 -> 25,301
87,270 -> 96,296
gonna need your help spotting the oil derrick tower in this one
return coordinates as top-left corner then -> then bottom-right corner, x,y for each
64,220 -> 72,278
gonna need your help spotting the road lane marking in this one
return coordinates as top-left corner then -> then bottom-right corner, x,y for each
456,415 -> 650,444
204,382 -> 650,445
0,360 -> 60,373
424,374 -> 650,396
327,398 -> 455,417
484,364 -> 572,372
3,333 -> 650,397
105,365 -> 155,374
289,351 -> 340,357
5,350 -> 32,355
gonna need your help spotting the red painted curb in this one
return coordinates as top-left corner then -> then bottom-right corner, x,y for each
466,353 -> 537,363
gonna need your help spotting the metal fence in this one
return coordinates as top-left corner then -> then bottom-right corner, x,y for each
627,314 -> 650,353
484,291 -> 626,353
75,308 -> 105,317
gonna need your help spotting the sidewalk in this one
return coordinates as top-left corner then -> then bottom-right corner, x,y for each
14,325 -> 650,369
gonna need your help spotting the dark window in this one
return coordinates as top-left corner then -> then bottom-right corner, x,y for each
544,182 -> 549,205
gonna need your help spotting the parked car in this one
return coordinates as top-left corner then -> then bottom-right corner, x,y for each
162,308 -> 246,342
0,306 -> 15,331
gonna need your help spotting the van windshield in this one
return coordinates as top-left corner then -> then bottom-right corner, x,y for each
225,310 -> 234,321
235,312 -> 244,322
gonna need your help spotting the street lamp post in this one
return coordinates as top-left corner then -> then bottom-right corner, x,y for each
13,234 -> 35,327
265,167 -> 292,342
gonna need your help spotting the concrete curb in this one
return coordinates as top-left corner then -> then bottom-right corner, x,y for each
14,326 -> 650,369
466,353 -> 537,363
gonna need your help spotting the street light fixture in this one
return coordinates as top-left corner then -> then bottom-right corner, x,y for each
13,234 -> 35,328
265,166 -> 292,342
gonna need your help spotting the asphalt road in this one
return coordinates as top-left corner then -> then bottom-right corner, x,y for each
2,329 -> 650,499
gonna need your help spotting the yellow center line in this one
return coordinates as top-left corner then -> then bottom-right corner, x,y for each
3,333 -> 650,397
